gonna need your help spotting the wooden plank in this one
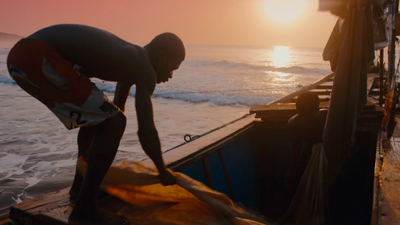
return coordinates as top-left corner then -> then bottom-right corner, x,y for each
217,149 -> 236,202
250,101 -> 330,114
0,212 -> 11,224
11,188 -> 69,212
312,85 -> 333,89
375,116 -> 400,224
371,131 -> 382,225
307,90 -> 332,95
202,156 -> 213,188
252,99 -> 376,114
289,95 -> 331,103
9,189 -> 72,225
265,73 -> 335,105
368,73 -> 380,91
291,95 -> 332,100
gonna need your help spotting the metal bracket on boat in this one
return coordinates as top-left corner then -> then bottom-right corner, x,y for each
184,134 -> 200,142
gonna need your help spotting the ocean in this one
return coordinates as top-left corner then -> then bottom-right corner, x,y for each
0,42 -> 332,214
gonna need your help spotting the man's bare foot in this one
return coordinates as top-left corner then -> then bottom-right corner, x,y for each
68,210 -> 130,225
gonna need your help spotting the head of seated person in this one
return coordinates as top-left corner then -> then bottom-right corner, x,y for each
296,92 -> 320,119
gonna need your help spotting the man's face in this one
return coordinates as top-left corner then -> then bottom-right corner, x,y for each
155,55 -> 183,84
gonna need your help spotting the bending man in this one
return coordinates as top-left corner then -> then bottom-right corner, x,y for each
7,24 -> 185,225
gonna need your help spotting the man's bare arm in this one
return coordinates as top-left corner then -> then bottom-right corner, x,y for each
135,83 -> 176,185
113,82 -> 131,112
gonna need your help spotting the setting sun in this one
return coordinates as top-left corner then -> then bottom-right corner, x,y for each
261,0 -> 306,23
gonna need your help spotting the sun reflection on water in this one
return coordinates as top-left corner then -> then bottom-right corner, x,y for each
270,71 -> 294,82
272,46 -> 291,68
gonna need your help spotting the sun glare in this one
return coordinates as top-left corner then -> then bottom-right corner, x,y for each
261,0 -> 306,23
272,46 -> 291,68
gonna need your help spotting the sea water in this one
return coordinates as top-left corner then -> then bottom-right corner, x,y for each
0,43 -> 331,214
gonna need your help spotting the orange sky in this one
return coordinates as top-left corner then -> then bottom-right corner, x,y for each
0,0 -> 337,48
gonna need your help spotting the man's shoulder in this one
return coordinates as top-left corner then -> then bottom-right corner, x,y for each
319,108 -> 328,120
132,47 -> 155,76
287,114 -> 302,130
127,47 -> 156,89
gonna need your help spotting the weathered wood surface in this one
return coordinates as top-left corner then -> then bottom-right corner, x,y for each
9,188 -> 71,225
0,212 -> 11,224
373,116 -> 400,225
9,187 -> 177,225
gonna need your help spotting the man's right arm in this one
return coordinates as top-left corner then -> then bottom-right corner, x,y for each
135,79 -> 176,185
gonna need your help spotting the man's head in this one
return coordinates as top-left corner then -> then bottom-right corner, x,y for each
296,92 -> 320,118
145,33 -> 185,83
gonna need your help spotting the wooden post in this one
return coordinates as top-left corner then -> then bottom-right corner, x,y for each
380,49 -> 384,107
217,149 -> 237,202
387,0 -> 400,138
201,157 -> 213,188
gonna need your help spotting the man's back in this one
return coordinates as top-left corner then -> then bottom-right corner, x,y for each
29,24 -> 143,82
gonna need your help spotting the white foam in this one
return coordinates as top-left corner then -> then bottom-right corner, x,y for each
0,154 -> 30,177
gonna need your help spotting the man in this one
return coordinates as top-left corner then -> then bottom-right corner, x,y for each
285,92 -> 328,191
7,24 -> 185,225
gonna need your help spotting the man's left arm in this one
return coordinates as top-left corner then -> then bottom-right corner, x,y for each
113,82 -> 131,112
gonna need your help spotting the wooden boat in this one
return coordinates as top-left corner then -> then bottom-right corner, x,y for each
2,70 -> 399,225
3,2 -> 400,224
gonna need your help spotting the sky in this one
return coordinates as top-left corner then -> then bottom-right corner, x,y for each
0,0 -> 338,48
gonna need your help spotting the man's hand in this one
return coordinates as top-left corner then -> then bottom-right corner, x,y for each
158,168 -> 177,186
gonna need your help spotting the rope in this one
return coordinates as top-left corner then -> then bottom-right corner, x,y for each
163,114 -> 251,153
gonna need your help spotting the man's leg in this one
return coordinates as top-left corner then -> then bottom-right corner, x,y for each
69,112 -> 130,225
69,126 -> 97,198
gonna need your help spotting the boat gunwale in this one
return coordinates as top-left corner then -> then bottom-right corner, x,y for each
141,114 -> 258,171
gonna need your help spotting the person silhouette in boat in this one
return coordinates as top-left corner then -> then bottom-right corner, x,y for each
285,92 -> 328,191
7,24 -> 185,225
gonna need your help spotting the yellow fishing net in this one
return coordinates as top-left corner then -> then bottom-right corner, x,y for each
77,157 -> 270,225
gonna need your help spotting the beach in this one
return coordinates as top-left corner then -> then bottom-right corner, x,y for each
0,43 -> 331,214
